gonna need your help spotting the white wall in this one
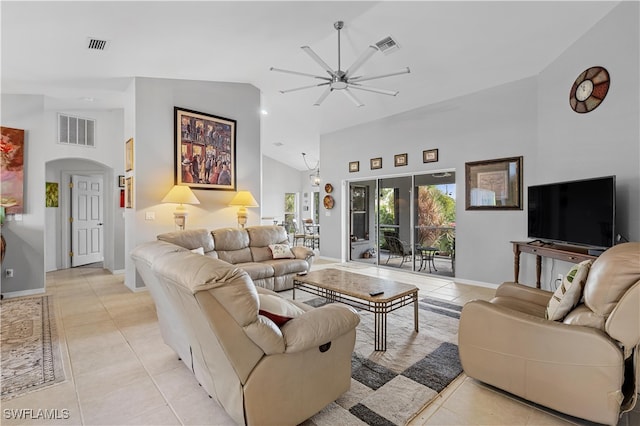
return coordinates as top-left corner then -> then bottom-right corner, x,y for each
1,96 -> 125,295
124,77 -> 261,289
318,2 -> 639,288
1,95 -> 46,295
524,1 -> 640,286
261,156 -> 304,224
321,77 -> 538,286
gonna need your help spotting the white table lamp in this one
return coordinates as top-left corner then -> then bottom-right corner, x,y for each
162,185 -> 200,230
229,191 -> 259,228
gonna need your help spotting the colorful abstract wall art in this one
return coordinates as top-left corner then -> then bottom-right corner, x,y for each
1,126 -> 25,214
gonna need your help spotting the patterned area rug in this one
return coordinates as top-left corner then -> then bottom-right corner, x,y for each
1,295 -> 66,400
304,296 -> 462,425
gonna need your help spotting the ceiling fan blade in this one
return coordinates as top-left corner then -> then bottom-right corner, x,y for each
347,84 -> 399,96
342,88 -> 364,107
313,87 -> 332,106
349,67 -> 411,83
301,46 -> 335,76
280,82 -> 330,94
345,46 -> 377,78
270,67 -> 330,80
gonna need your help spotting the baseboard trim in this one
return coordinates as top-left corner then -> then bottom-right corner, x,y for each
110,269 -> 125,275
2,288 -> 46,299
454,277 -> 499,289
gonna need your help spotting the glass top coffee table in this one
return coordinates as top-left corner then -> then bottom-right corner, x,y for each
293,268 -> 418,351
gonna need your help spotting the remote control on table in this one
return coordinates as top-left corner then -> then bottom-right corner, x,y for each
369,290 -> 384,296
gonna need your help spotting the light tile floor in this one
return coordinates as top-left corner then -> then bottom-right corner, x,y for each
1,261 -> 637,426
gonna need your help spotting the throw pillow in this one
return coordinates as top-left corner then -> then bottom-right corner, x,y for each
546,260 -> 592,321
268,243 -> 295,259
190,247 -> 205,255
258,294 -> 305,326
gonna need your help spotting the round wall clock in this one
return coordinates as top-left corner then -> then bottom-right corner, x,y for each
569,66 -> 610,113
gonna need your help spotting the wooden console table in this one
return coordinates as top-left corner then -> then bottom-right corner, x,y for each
511,241 -> 597,288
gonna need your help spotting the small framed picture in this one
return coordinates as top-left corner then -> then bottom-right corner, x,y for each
125,176 -> 134,208
349,161 -> 360,172
370,157 -> 382,170
394,153 -> 408,167
125,138 -> 134,172
423,149 -> 439,163
118,175 -> 125,188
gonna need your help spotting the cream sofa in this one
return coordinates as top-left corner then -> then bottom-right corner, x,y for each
157,225 -> 313,291
459,242 -> 640,425
131,240 -> 360,425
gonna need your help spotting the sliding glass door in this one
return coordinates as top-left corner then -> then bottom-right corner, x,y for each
348,172 -> 456,277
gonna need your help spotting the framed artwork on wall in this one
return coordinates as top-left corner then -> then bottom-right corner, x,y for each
118,175 -> 125,188
465,156 -> 522,210
125,176 -> 133,208
349,161 -> 359,172
0,126 -> 25,214
125,138 -> 134,172
174,107 -> 236,191
423,149 -> 439,163
45,182 -> 59,208
370,157 -> 382,170
394,153 -> 408,167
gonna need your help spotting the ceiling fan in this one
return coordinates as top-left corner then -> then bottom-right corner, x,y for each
270,21 -> 410,107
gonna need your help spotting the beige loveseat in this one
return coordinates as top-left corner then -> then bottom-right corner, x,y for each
131,240 -> 360,425
157,225 -> 313,291
459,242 -> 639,425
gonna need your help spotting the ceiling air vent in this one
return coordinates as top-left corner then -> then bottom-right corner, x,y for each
375,36 -> 399,54
87,38 -> 109,50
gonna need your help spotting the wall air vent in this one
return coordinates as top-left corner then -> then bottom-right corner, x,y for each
87,38 -> 109,50
58,113 -> 96,147
375,36 -> 399,54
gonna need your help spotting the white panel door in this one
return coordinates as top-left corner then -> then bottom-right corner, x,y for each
71,175 -> 104,267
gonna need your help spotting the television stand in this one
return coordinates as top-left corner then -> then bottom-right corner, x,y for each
511,241 -> 597,289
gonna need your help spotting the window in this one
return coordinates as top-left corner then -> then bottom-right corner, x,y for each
350,185 -> 369,240
284,193 -> 297,233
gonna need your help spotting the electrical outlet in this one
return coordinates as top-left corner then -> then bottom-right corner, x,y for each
557,273 -> 563,282
5,269 -> 14,278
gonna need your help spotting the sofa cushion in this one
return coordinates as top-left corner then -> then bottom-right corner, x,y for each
247,225 -> 289,247
217,247 -> 253,264
158,229 -> 215,252
213,228 -> 250,251
236,262 -> 275,281
269,244 -> 295,259
546,260 -> 592,321
258,294 -> 305,326
191,247 -> 205,255
263,259 -> 309,277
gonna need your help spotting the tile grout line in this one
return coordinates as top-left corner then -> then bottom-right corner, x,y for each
90,276 -> 186,426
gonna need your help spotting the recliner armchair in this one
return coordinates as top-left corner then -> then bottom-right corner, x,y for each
459,242 -> 639,425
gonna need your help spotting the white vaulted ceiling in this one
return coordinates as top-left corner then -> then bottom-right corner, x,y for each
1,1 -> 619,170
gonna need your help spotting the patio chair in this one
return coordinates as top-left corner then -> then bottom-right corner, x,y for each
384,235 -> 412,267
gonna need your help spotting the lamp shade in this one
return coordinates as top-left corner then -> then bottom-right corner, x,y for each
229,191 -> 259,207
161,185 -> 200,206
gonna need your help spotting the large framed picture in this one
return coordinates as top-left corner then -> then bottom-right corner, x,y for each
465,156 -> 522,210
174,107 -> 236,190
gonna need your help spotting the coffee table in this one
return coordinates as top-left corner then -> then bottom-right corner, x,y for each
293,268 -> 418,351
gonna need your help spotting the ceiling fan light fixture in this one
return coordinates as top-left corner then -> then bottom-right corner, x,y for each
271,20 -> 410,106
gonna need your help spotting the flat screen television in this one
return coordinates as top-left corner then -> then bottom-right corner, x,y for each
527,176 -> 616,248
